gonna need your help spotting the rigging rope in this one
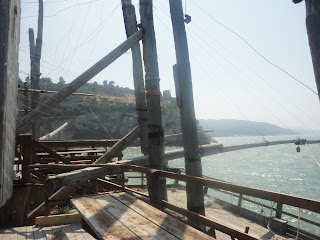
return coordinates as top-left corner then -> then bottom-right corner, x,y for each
306,143 -> 320,167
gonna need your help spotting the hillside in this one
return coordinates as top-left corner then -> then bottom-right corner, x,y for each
18,77 -> 211,145
199,119 -> 293,137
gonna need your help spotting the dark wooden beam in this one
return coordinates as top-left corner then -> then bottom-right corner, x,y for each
305,0 -> 320,101
0,0 -> 20,207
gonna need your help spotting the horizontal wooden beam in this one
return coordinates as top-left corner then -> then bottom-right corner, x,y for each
41,163 -> 320,213
17,29 -> 143,134
162,201 -> 257,240
18,88 -> 95,96
39,139 -> 119,148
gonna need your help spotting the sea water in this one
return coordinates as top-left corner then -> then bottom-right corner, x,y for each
122,135 -> 320,236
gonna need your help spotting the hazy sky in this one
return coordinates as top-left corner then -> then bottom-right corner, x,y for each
19,0 -> 320,132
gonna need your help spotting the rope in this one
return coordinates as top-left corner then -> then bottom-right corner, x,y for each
296,208 -> 303,240
306,143 -> 320,167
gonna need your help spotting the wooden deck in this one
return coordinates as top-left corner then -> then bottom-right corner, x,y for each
0,223 -> 95,239
71,192 -> 215,240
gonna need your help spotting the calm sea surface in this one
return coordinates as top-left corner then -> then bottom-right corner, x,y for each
122,135 -> 320,235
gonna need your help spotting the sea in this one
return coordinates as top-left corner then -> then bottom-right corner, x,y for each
122,135 -> 320,236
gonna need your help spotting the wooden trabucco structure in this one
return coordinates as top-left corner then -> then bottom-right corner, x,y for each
1,0 -> 320,239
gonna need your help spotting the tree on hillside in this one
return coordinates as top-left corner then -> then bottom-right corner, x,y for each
109,80 -> 115,86
103,80 -> 108,87
58,77 -> 66,88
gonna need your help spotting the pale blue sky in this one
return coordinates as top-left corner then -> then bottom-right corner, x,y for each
19,0 -> 320,132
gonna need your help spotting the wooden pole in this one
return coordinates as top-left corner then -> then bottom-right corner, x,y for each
121,0 -> 148,155
39,122 -> 68,140
30,0 -> 43,140
304,0 -> 320,101
23,82 -> 29,115
0,0 -> 20,207
17,29 -> 143,134
139,0 -> 167,203
169,0 -> 205,216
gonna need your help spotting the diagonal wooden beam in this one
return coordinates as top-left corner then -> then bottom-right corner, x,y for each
48,126 -> 140,190
17,29 -> 143,134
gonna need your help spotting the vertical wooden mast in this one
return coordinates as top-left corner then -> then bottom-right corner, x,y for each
169,0 -> 205,216
139,0 -> 167,202
121,0 -> 148,155
30,0 -> 43,139
303,0 -> 320,101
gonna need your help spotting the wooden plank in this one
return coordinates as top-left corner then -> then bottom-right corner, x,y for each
169,0 -> 205,216
111,192 -> 214,239
39,139 -> 118,148
2,228 -> 13,240
25,225 -> 34,240
32,226 -> 44,240
71,196 -> 139,239
70,223 -> 97,240
60,225 -> 76,240
35,213 -> 81,226
14,226 -> 27,240
0,0 -> 21,207
68,223 -> 85,240
162,201 -> 257,240
92,194 -> 179,240
40,226 -> 53,240
17,29 -> 143,134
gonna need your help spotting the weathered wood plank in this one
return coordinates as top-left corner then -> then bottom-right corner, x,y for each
25,225 -> 34,240
60,224 -> 77,240
0,0 -> 21,207
92,194 -> 179,240
32,226 -> 45,240
73,222 -> 96,240
39,139 -> 118,148
71,196 -> 139,239
17,29 -> 143,134
68,223 -> 85,240
111,192 -> 214,239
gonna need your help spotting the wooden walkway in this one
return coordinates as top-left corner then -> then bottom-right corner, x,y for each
0,223 -> 95,239
71,192 -> 215,240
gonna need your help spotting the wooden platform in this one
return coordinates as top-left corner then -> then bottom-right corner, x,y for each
0,223 -> 95,239
71,192 -> 215,240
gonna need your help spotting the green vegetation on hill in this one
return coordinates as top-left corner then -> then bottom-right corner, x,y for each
18,77 -> 182,140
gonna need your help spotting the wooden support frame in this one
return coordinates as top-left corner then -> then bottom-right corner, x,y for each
47,126 -> 140,190
17,29 -> 143,134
